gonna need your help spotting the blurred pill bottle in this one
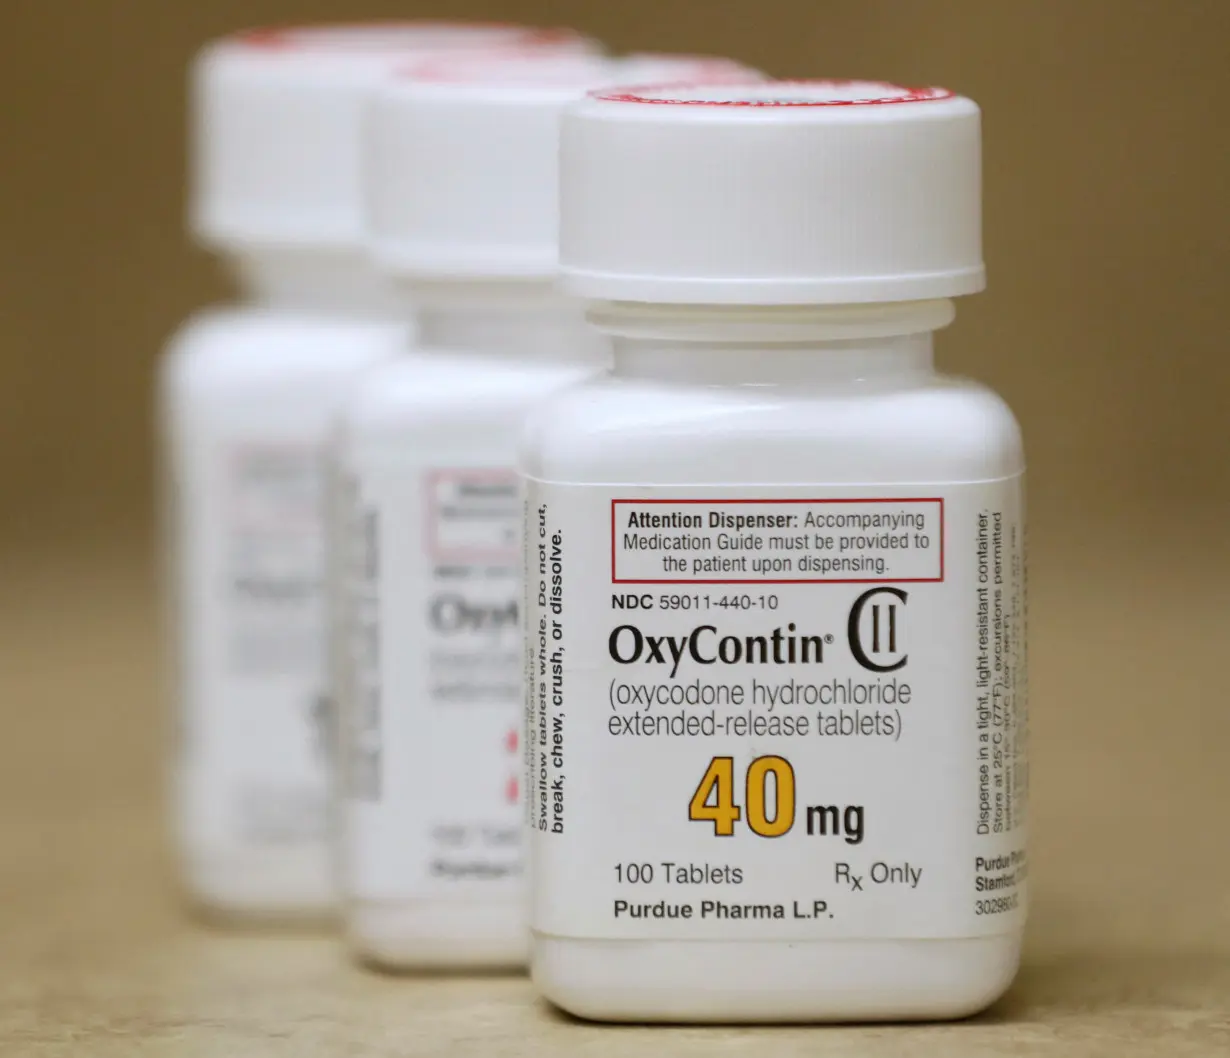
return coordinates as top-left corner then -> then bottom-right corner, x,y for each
161,22 -> 596,922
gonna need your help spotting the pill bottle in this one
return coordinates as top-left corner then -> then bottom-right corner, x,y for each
162,23 -> 592,922
335,53 -> 758,969
523,81 -> 1028,1022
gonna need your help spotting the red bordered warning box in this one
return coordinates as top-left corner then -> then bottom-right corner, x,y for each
611,498 -> 944,585
426,469 -> 520,563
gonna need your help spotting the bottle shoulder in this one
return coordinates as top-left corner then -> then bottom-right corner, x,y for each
521,373 -> 1024,485
340,347 -> 601,441
160,305 -> 410,398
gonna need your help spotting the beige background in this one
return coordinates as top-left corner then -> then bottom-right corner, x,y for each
0,2 -> 1227,1054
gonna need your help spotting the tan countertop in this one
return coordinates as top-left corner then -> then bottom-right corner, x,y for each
2,537 -> 1227,1056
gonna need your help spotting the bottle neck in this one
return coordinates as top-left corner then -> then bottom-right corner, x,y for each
594,300 -> 953,385
411,280 -> 609,362
230,247 -> 402,318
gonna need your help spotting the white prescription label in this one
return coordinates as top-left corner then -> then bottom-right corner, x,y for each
527,480 -> 1027,940
344,462 -> 524,900
179,441 -> 330,852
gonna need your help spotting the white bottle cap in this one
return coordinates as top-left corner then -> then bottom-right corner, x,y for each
191,23 -> 596,253
367,54 -> 761,280
560,80 -> 984,305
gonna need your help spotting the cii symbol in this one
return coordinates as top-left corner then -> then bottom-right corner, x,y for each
848,587 -> 908,673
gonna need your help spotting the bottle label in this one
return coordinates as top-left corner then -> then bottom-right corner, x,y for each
175,440 -> 330,854
527,479 -> 1027,940
343,460 -> 524,901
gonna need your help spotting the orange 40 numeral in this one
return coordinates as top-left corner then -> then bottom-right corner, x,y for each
688,755 -> 796,838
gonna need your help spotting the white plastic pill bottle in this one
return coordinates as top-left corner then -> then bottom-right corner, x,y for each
335,53 -> 758,969
161,23 -> 592,922
524,81 -> 1028,1022
335,53 -> 615,972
